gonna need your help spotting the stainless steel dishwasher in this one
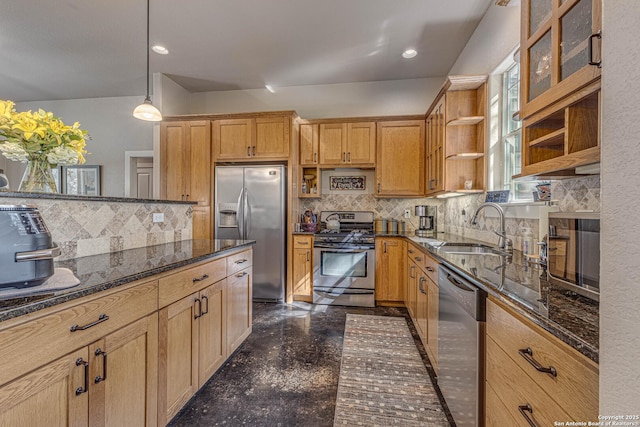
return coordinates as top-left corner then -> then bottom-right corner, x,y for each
438,265 -> 486,426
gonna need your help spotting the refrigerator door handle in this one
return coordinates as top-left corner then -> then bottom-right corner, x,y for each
236,187 -> 244,239
244,187 -> 251,239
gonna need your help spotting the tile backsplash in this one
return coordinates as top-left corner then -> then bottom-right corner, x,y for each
1,197 -> 192,260
551,175 -> 600,212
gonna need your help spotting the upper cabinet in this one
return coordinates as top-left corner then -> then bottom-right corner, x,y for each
425,76 -> 487,197
318,122 -> 375,167
299,124 -> 319,165
213,115 -> 290,161
521,0 -> 602,118
376,120 -> 425,197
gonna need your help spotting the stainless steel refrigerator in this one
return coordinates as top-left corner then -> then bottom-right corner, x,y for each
214,165 -> 286,301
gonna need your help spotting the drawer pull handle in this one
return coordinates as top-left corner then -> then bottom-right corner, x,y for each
247,146 -> 251,157
415,256 -> 423,261
194,298 -> 202,319
193,274 -> 209,282
94,348 -> 107,384
70,314 -> 109,332
236,272 -> 248,278
408,249 -> 414,254
518,403 -> 538,427
409,265 -> 416,279
234,259 -> 248,264
296,241 -> 308,245
75,358 -> 89,395
419,277 -> 427,294
201,295 -> 209,315
426,266 -> 434,272
518,347 -> 557,377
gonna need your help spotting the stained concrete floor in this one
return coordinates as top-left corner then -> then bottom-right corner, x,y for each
168,302 -> 454,427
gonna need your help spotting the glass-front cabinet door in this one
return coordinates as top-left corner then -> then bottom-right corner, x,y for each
521,0 -> 601,118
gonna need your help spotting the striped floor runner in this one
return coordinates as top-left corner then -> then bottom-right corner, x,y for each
333,314 -> 449,426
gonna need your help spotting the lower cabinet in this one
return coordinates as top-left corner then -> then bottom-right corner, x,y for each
485,297 -> 599,425
405,258 -> 418,319
226,267 -> 253,355
375,237 -> 406,304
292,235 -> 313,301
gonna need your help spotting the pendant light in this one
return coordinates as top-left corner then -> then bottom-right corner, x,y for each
133,0 -> 162,121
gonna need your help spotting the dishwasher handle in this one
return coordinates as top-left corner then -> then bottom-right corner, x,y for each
438,266 -> 486,321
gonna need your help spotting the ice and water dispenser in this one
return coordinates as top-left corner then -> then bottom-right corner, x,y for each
218,203 -> 238,227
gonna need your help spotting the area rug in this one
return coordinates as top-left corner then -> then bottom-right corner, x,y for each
333,314 -> 449,426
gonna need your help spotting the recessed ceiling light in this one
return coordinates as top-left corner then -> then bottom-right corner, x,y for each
402,49 -> 418,59
152,45 -> 169,55
265,85 -> 276,93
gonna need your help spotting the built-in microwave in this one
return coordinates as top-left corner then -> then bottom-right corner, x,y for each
547,212 -> 600,301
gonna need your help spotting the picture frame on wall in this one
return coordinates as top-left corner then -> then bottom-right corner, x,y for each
62,165 -> 101,196
329,175 -> 366,191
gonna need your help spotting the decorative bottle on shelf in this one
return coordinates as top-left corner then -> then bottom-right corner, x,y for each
301,181 -> 307,194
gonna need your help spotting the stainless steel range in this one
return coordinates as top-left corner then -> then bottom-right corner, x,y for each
313,211 -> 375,307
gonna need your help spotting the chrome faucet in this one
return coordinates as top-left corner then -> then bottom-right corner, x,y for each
469,202 -> 513,253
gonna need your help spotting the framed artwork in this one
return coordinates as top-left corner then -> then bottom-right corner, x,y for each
485,190 -> 510,203
62,165 -> 101,196
329,175 -> 366,191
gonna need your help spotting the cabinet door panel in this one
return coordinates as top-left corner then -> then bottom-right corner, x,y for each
213,119 -> 254,160
376,121 -> 425,196
161,122 -> 187,201
375,238 -> 405,302
198,280 -> 227,386
159,295 -> 199,425
319,123 -> 347,164
90,313 -> 158,427
426,278 -> 439,372
0,347 -> 89,427
192,206 -> 211,241
226,267 -> 252,354
293,248 -> 312,297
255,117 -> 289,158
299,124 -> 318,165
187,121 -> 211,205
346,122 -> 375,165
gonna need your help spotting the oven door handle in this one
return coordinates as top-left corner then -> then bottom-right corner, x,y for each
16,243 -> 61,261
313,245 -> 373,251
314,289 -> 375,296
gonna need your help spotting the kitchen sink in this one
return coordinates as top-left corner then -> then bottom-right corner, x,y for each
437,243 -> 508,256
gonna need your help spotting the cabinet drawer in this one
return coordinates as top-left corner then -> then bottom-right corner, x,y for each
0,280 -> 158,387
407,244 -> 438,283
487,336 -> 571,426
293,236 -> 313,249
226,249 -> 253,275
159,258 -> 226,307
406,243 -> 424,267
486,298 -> 598,421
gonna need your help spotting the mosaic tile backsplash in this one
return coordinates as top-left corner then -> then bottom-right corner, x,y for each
551,175 -> 600,212
1,197 -> 192,260
300,194 -> 444,235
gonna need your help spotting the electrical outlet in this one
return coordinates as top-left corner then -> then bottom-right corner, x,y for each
404,209 -> 411,218
152,213 -> 164,223
462,209 -> 466,216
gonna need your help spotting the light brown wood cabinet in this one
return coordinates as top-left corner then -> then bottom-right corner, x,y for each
375,238 -> 405,303
299,124 -> 319,165
160,120 -> 212,240
0,281 -> 159,427
375,120 -> 425,197
520,0 -> 602,119
405,242 -> 439,372
318,122 -> 375,166
425,76 -> 487,196
485,297 -> 598,425
292,235 -> 313,301
213,116 -> 290,161
226,266 -> 252,355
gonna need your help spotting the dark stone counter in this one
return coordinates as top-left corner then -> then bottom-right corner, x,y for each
0,239 -> 255,322
0,190 -> 196,205
408,234 -> 599,363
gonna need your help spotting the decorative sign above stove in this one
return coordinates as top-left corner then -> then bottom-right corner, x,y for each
329,176 -> 365,191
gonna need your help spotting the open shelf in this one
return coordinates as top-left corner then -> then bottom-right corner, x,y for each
446,152 -> 485,160
446,116 -> 484,126
529,128 -> 565,147
299,166 -> 321,198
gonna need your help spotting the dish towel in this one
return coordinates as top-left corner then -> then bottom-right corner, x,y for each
0,268 -> 81,299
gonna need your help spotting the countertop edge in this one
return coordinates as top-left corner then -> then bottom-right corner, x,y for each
0,191 -> 197,205
0,241 -> 255,323
406,236 -> 599,363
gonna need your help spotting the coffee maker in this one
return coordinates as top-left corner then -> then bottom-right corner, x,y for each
414,205 -> 436,237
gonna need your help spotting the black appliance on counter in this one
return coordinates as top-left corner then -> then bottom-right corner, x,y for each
0,205 -> 60,288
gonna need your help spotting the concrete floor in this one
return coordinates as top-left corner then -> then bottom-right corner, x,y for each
168,302 -> 453,427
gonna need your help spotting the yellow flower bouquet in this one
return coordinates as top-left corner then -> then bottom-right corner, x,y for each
0,99 -> 88,192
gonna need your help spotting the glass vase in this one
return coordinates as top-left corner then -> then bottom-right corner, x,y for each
19,157 -> 58,193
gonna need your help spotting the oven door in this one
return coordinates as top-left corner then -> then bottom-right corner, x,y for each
313,247 -> 375,307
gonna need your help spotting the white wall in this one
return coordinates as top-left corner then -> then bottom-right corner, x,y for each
156,73 -> 191,116
448,2 -> 521,75
189,78 -> 445,118
600,0 -> 640,413
12,96 -> 153,197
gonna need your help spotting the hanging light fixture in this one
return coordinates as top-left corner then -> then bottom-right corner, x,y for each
133,0 -> 162,121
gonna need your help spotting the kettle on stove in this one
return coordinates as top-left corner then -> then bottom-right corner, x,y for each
0,205 -> 61,288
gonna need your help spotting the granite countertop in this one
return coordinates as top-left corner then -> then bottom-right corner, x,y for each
0,239 -> 255,323
0,190 -> 196,205
408,233 -> 599,363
